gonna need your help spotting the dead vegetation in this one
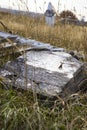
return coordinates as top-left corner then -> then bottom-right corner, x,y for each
0,11 -> 87,61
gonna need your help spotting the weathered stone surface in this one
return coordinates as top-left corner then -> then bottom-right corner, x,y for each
0,31 -> 86,97
0,50 -> 86,96
0,31 -> 65,51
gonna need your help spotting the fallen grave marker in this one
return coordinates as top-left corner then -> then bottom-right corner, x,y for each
0,31 -> 86,97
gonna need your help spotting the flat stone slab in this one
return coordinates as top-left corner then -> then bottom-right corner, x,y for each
0,31 -> 65,51
0,50 -> 86,97
0,31 -> 86,97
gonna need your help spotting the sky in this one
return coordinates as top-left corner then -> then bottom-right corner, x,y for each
0,0 -> 87,21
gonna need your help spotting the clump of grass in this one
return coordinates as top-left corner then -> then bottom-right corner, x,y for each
0,87 -> 87,130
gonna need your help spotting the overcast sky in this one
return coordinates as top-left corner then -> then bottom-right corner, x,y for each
0,0 -> 87,21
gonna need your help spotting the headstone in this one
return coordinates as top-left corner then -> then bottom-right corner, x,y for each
45,2 -> 55,26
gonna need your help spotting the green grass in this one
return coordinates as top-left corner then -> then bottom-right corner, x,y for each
0,11 -> 87,130
0,87 -> 87,130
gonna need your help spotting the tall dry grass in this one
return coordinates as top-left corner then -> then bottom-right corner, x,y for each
0,11 -> 87,60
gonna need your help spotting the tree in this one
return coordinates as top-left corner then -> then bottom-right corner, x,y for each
60,10 -> 78,20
